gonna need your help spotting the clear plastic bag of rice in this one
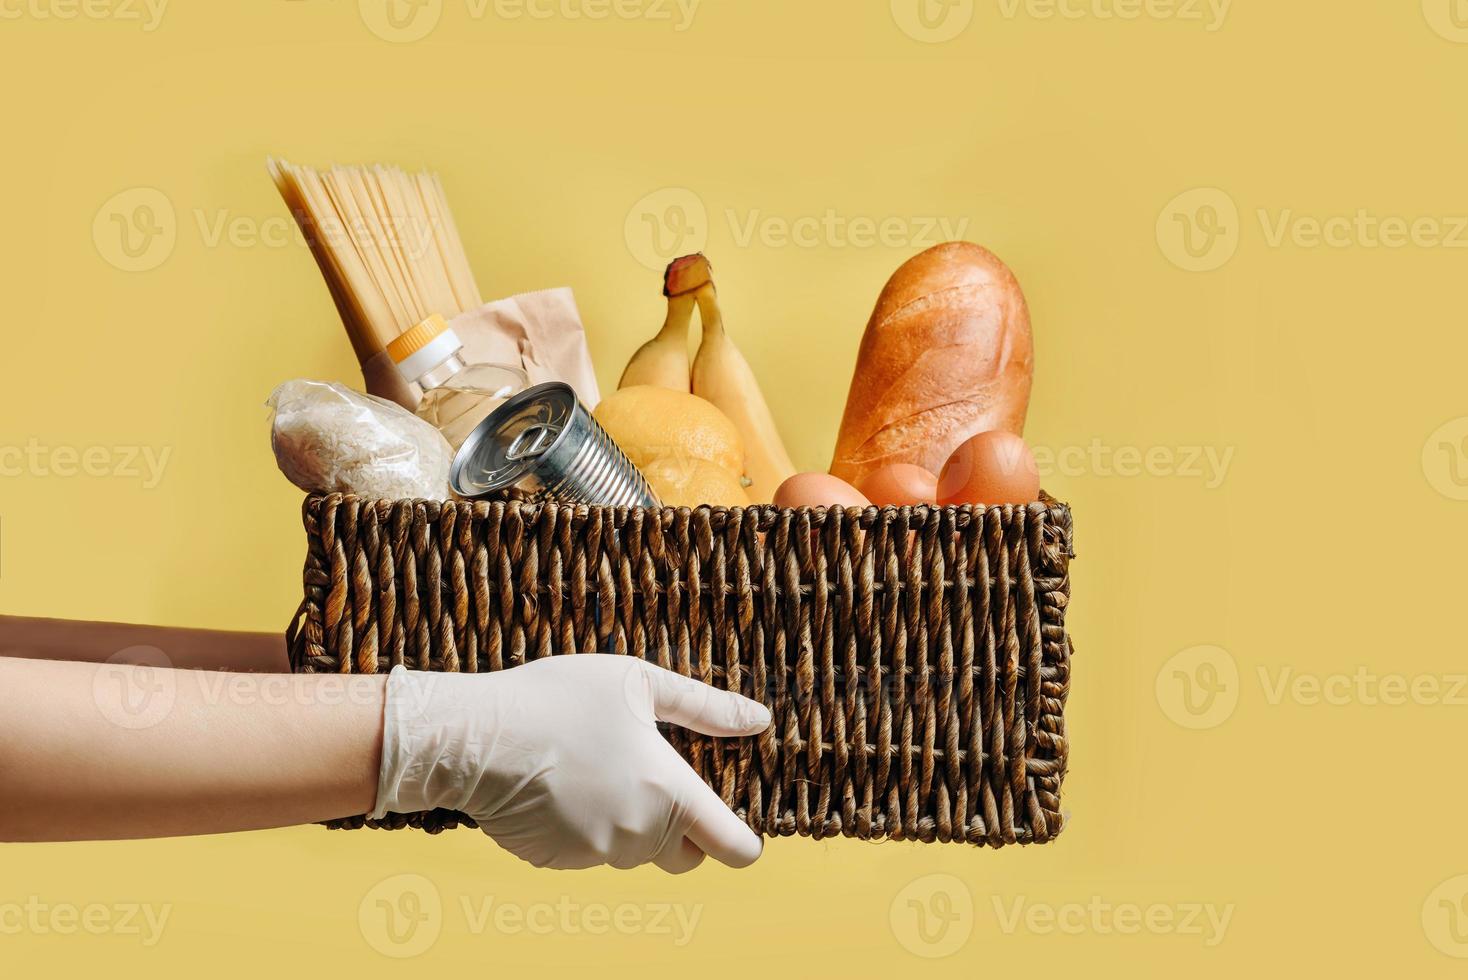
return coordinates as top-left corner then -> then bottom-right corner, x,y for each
267,380 -> 454,501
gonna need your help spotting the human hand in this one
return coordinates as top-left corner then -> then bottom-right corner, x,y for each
372,655 -> 771,872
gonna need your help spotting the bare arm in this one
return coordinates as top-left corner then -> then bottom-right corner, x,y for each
0,657 -> 385,842
0,615 -> 288,672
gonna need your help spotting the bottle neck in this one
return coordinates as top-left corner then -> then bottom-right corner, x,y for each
416,353 -> 466,391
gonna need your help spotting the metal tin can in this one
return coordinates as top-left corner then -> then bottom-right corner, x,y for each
450,382 -> 660,507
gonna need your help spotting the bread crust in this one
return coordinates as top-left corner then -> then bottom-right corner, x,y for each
830,243 -> 1033,484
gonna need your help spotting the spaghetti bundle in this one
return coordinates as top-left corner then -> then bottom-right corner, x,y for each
268,158 -> 483,365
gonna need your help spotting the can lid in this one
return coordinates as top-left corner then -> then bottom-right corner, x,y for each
450,382 -> 579,497
387,314 -> 463,383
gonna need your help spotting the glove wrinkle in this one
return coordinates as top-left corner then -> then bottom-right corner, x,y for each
371,656 -> 768,871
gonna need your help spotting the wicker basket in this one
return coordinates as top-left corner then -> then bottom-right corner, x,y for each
287,492 -> 1075,847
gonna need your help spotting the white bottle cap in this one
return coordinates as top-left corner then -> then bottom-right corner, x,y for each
386,314 -> 464,384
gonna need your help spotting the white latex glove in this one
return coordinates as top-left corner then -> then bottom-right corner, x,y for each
371,655 -> 771,872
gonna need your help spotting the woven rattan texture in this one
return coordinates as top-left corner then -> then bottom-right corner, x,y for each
288,493 -> 1074,846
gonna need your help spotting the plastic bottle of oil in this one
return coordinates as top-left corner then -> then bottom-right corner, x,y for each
387,314 -> 528,450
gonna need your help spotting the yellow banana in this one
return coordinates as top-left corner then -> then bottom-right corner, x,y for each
618,291 -> 695,392
618,255 -> 719,392
691,280 -> 796,504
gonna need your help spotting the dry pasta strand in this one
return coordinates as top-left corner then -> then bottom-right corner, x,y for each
268,157 -> 484,362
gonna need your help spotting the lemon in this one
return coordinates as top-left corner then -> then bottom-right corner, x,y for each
594,386 -> 745,475
643,456 -> 750,508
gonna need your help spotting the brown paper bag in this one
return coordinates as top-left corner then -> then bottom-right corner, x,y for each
362,287 -> 601,412
452,288 -> 601,409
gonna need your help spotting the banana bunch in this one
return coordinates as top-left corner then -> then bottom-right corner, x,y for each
616,254 -> 796,504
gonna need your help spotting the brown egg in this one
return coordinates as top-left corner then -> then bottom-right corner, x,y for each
773,472 -> 872,510
856,463 -> 939,507
937,431 -> 1041,506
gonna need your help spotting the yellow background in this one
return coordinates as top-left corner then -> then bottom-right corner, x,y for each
3,0 -> 1467,974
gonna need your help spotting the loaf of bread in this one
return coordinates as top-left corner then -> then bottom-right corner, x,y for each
830,243 -> 1034,485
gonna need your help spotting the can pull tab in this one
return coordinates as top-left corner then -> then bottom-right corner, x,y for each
506,420 -> 562,462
